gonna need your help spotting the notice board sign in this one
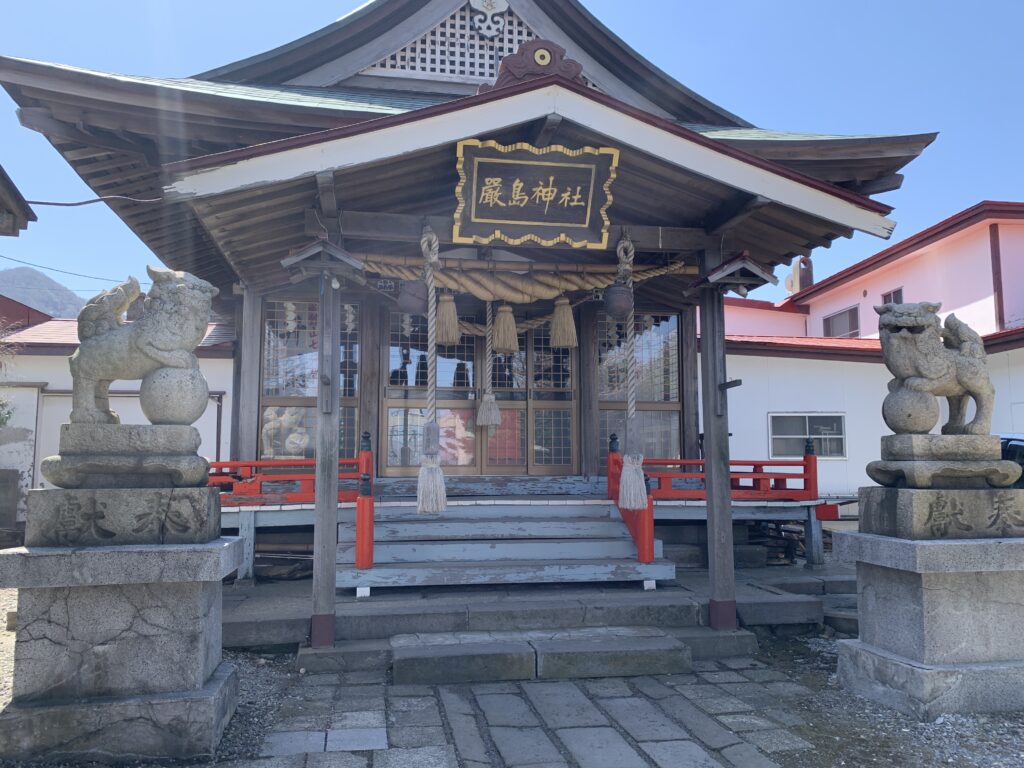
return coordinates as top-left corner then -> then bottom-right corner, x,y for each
454,139 -> 619,249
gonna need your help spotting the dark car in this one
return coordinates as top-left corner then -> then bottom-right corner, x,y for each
1000,434 -> 1024,488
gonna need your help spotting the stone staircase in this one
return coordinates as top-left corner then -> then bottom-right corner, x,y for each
297,586 -> 758,684
336,498 -> 676,590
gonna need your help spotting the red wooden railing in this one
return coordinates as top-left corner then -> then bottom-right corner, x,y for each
209,431 -> 376,569
606,434 -> 820,562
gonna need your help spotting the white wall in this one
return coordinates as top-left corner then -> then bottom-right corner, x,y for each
723,304 -> 806,336
805,225 -> 998,338
723,354 -> 891,497
0,353 -> 233,513
998,223 -> 1024,330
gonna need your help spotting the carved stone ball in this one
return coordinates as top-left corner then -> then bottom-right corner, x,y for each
140,366 -> 209,426
883,387 -> 939,435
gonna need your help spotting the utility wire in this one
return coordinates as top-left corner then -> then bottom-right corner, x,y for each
24,195 -> 163,207
0,253 -> 136,283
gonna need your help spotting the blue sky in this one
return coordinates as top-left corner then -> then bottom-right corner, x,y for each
1,1 -> 1022,302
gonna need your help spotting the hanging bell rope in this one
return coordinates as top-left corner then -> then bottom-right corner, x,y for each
477,301 -> 502,430
436,292 -> 460,346
417,224 -> 447,514
616,235 -> 648,511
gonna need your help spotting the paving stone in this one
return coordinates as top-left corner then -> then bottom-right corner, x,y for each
340,670 -> 388,685
582,678 -> 632,698
388,684 -> 435,697
470,681 -> 520,694
220,758 -> 307,768
330,710 -> 386,729
372,745 -> 459,768
476,693 -> 539,726
740,669 -> 789,683
300,673 -> 343,686
742,729 -> 814,753
490,726 -> 564,766
762,681 -> 814,698
335,684 -> 386,701
555,727 -> 647,768
300,686 -> 338,701
260,730 -> 327,757
691,661 -> 721,672
656,696 -> 741,750
673,686 -> 751,714
523,681 -> 608,728
325,728 -> 388,751
629,676 -> 677,699
715,682 -> 778,707
306,754 -> 370,768
720,742 -> 781,768
334,695 -> 386,712
270,716 -> 324,733
387,696 -> 444,727
716,714 -> 777,732
445,713 -> 491,764
639,740 -> 724,768
277,699 -> 333,720
387,726 -> 449,747
762,708 -> 805,727
660,673 -> 699,686
438,687 -> 475,717
598,697 -> 686,741
719,658 -> 765,670
697,671 -> 748,684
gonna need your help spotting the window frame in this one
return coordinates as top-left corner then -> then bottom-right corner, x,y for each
822,305 -> 860,338
881,287 -> 904,305
767,412 -> 847,460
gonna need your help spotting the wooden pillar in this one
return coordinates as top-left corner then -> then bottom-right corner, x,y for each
358,296 -> 382,475
698,248 -> 737,631
311,274 -> 340,647
579,303 -> 600,478
234,287 -> 263,583
679,304 -> 700,460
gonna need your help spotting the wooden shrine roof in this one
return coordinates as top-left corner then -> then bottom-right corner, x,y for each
0,165 -> 36,236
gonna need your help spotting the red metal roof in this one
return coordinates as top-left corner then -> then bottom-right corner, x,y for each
6,319 -> 234,354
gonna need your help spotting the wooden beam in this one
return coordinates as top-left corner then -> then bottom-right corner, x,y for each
337,211 -> 712,252
18,108 -> 156,163
698,245 -> 737,631
849,173 -> 903,196
531,114 -> 563,148
235,287 -> 263,583
679,305 -> 699,460
312,275 -> 340,647
578,303 -> 600,478
706,194 -> 771,235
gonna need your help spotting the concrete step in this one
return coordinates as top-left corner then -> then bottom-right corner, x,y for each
363,500 -> 618,521
666,626 -> 759,660
338,537 -> 661,564
335,558 -> 676,589
339,517 -> 630,542
389,626 -> 693,684
823,594 -> 858,635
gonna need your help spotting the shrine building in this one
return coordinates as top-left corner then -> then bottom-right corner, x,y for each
0,0 -> 933,635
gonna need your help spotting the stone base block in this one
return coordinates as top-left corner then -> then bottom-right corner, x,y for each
41,423 -> 208,489
13,581 -> 221,701
838,640 -> 1024,720
0,662 -> 238,762
25,487 -> 221,547
860,486 -> 1024,540
834,530 -> 1024,574
881,434 -> 1002,462
866,458 -> 1021,489
392,642 -> 536,685
534,635 -> 691,679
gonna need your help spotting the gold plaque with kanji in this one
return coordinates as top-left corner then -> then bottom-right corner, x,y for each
454,139 -> 619,249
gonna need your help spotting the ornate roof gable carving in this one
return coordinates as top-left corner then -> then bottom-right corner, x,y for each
477,39 -> 585,93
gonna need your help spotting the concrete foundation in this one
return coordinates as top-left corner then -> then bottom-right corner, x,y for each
0,487 -> 242,761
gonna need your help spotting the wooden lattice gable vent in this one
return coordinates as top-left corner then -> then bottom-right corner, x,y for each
359,1 -> 536,83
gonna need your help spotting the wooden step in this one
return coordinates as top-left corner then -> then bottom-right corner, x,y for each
338,537 -> 661,564
357,500 -> 618,521
335,558 -> 676,588
339,516 -> 630,542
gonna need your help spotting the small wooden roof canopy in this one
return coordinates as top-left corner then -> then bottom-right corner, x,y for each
0,0 -> 935,291
0,165 -> 36,236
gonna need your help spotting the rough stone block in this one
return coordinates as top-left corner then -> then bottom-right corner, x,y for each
0,662 -> 237,761
391,642 -> 535,685
857,562 -> 1024,664
667,627 -> 759,660
838,639 -> 1024,720
859,486 -> 1024,540
25,487 -> 221,547
881,434 -> 1002,462
297,640 -> 392,673
0,537 -> 243,588
834,531 -> 1024,574
533,636 -> 691,679
13,580 -> 220,701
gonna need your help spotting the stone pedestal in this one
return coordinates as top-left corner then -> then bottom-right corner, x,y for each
0,487 -> 242,761
836,488 -> 1024,719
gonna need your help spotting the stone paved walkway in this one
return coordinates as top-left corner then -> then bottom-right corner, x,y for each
229,657 -> 815,768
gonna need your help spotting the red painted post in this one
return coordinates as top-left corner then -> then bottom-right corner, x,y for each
355,473 -> 374,570
804,438 -> 819,501
357,431 -> 374,491
607,433 -> 621,501
637,493 -> 655,563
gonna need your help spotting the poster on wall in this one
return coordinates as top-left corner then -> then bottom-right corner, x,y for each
453,139 -> 619,249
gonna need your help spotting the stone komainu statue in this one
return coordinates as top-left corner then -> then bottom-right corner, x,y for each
875,301 -> 994,435
69,265 -> 219,424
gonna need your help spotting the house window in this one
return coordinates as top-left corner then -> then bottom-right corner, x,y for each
823,306 -> 859,338
769,414 -> 846,458
882,288 -> 904,305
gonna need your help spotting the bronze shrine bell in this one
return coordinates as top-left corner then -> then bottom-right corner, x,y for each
396,279 -> 428,315
603,282 -> 633,320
